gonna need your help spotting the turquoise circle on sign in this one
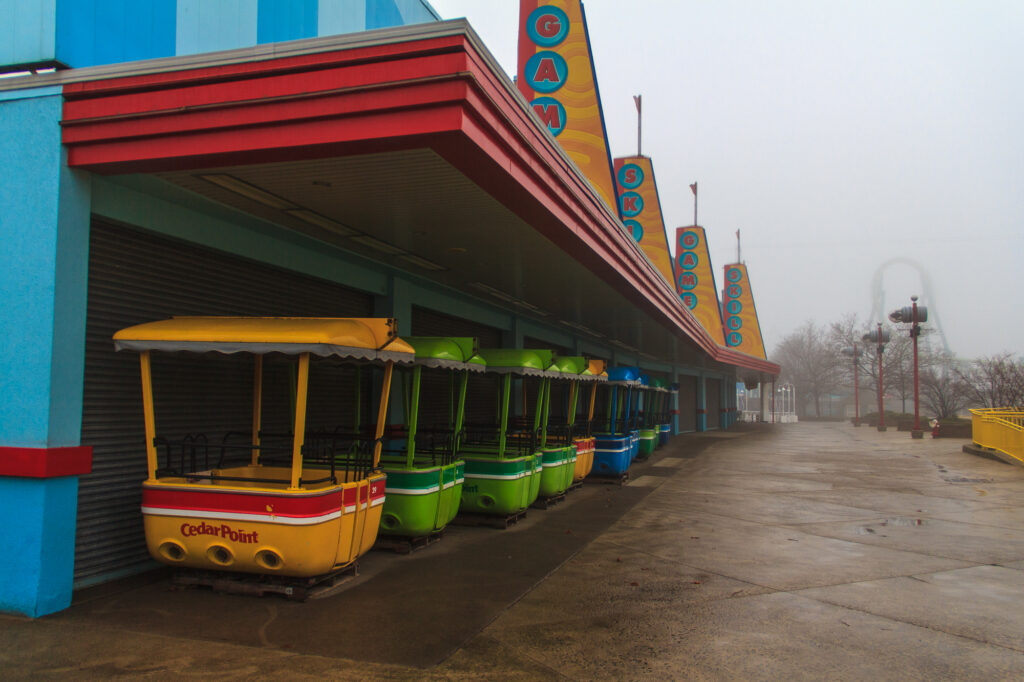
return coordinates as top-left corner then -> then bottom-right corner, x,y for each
526,6 -> 569,47
680,230 -> 699,249
727,331 -> 743,346
681,293 -> 698,310
617,163 -> 644,189
531,97 -> 567,136
678,251 -> 699,271
623,219 -> 643,242
727,284 -> 742,298
726,300 -> 742,315
727,316 -> 743,331
726,267 -> 742,283
678,272 -> 698,291
525,51 -> 568,94
620,191 -> 644,217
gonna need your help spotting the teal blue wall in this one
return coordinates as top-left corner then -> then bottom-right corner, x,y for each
0,0 -> 56,67
0,478 -> 80,617
0,88 -> 89,617
2,0 -> 441,69
257,0 -> 317,44
0,89 -> 91,448
57,0 -> 176,68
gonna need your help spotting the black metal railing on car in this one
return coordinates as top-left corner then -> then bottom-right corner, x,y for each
376,425 -> 460,467
460,422 -> 538,458
152,425 -> 380,486
543,421 -> 575,446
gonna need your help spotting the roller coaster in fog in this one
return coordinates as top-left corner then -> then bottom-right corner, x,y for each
869,258 -> 951,355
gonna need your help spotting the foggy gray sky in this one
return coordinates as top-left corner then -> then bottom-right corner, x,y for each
429,0 -> 1024,359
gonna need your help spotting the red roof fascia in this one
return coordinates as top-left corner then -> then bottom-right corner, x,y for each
60,31 -> 777,377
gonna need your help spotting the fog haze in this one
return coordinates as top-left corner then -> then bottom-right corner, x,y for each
429,0 -> 1024,359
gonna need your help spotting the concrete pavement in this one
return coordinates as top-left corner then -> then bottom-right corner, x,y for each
3,422 -> 1024,679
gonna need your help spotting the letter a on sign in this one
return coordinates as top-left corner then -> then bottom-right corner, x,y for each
535,58 -> 559,82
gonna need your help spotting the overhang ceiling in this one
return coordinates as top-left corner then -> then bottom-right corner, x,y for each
47,19 -> 778,379
158,148 -> 697,365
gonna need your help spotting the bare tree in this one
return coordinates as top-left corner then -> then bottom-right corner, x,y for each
884,327 -> 940,414
957,354 -> 1024,408
771,320 -> 843,417
920,353 -> 970,419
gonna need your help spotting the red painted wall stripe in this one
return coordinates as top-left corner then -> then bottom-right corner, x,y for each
0,446 -> 93,478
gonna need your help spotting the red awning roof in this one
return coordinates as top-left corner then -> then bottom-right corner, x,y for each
44,20 -> 778,378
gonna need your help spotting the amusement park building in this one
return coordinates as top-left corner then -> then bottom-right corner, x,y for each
0,0 -> 779,617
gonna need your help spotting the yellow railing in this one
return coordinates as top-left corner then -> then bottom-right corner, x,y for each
970,408 -> 1024,464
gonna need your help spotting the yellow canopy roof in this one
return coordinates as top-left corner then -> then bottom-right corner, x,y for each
114,317 -> 415,361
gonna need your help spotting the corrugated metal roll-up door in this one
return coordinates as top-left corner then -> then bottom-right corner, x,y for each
76,219 -> 374,587
410,306 -> 504,433
706,377 -> 722,429
677,375 -> 698,432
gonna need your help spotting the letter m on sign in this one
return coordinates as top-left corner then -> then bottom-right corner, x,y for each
534,102 -> 562,129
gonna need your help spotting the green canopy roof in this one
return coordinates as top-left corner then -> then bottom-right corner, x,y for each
477,348 -> 556,376
404,336 -> 486,372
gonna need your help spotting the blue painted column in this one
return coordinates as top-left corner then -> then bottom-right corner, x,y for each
0,87 -> 92,617
720,377 -> 728,427
696,373 -> 707,432
670,371 -> 680,436
724,380 -> 734,428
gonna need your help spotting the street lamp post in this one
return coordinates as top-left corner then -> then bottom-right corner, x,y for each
842,344 -> 861,426
890,297 -> 929,439
862,325 -> 890,432
911,297 -> 922,438
876,324 -> 885,431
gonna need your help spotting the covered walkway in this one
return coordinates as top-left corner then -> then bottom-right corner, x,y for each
4,423 -> 1024,679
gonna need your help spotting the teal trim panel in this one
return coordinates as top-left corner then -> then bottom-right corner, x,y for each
393,0 -> 440,24
0,92 -> 91,447
318,0 -> 366,36
4,0 -> 444,69
258,0 -> 318,44
56,0 -> 176,68
0,477 -> 80,617
0,0 -> 56,67
365,0 -> 403,29
176,0 -> 258,56
5,0 -> 442,70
